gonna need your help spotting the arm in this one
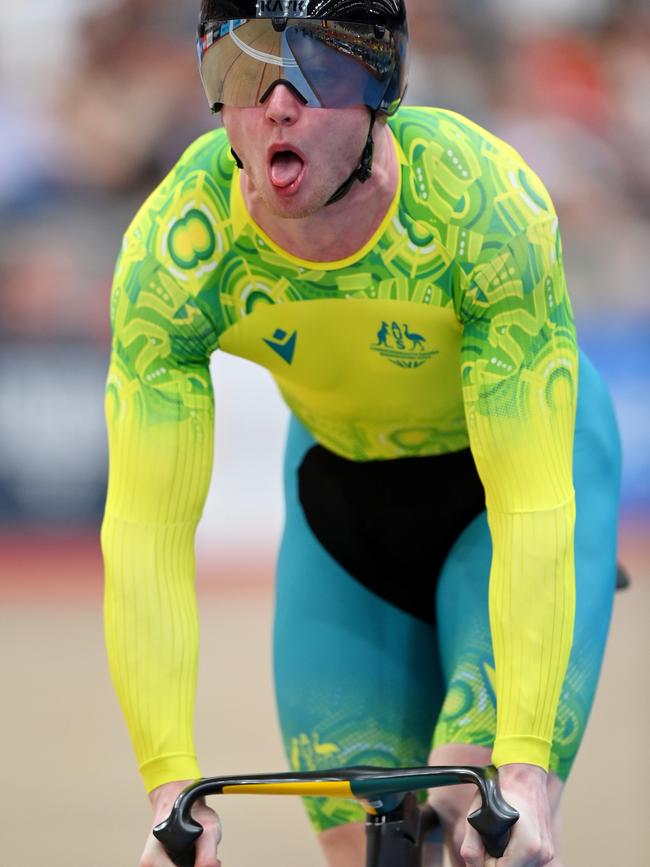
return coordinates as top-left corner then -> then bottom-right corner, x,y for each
101,231 -> 217,794
458,217 -> 577,865
460,216 -> 578,772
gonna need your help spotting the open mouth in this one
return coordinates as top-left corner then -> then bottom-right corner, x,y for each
269,149 -> 306,191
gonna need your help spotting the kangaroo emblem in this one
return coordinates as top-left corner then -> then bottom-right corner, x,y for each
377,321 -> 390,346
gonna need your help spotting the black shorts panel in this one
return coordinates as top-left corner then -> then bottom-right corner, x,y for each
297,446 -> 486,623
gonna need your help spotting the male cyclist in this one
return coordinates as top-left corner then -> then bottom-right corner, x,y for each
102,2 -> 621,866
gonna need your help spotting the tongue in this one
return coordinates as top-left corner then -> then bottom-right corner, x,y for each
271,151 -> 303,188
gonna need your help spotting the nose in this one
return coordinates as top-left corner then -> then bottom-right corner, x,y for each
262,81 -> 305,125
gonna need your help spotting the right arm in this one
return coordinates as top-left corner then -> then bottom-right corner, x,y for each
101,225 -> 219,863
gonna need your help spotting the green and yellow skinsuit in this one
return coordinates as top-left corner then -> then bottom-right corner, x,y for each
102,108 -> 620,828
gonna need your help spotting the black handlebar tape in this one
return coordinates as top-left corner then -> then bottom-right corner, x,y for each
467,765 -> 520,858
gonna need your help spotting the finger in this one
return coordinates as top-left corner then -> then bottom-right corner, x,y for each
195,849 -> 221,867
195,830 -> 221,867
140,834 -> 168,867
459,823 -> 486,867
499,834 -> 554,866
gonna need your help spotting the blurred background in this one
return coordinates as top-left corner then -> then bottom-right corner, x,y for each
0,1 -> 648,864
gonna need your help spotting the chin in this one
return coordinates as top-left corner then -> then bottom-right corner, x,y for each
263,188 -> 330,220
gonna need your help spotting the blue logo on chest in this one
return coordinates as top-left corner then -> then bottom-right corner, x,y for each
263,329 -> 297,365
371,321 -> 438,369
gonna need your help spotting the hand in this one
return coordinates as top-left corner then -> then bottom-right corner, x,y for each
460,765 -> 554,866
140,780 -> 222,867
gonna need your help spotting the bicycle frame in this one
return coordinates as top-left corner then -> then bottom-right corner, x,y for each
365,791 -> 440,867
154,764 -> 519,867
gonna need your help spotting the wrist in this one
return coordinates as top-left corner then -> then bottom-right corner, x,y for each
497,763 -> 548,788
149,779 -> 198,813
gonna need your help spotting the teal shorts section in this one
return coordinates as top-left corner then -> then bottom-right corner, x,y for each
273,351 -> 621,832
273,418 -> 443,833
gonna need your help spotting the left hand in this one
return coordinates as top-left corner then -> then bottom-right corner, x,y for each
460,764 -> 555,866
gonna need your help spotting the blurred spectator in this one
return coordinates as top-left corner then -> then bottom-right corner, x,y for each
0,90 -> 64,214
599,1 -> 650,215
405,0 -> 500,123
489,0 -> 613,31
0,214 -> 112,344
53,0 -> 211,192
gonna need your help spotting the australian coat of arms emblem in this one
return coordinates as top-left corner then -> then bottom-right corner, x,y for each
371,321 -> 439,369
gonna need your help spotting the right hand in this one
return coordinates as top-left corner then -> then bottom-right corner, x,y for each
140,780 -> 222,867
460,765 -> 553,867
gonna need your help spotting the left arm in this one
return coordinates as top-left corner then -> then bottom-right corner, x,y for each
459,217 -> 577,865
460,216 -> 578,772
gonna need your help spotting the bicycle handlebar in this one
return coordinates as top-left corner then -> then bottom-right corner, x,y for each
153,764 -> 519,865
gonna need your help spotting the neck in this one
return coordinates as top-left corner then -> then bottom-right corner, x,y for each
241,123 -> 399,262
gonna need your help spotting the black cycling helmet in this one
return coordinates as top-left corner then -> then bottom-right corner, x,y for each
197,1 -> 409,204
197,1 -> 409,116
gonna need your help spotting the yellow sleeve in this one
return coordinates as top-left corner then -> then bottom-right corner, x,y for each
101,226 -> 217,792
460,217 -> 578,770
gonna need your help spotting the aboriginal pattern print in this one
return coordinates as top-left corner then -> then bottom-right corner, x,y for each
108,106 -> 577,464
286,709 -> 431,832
433,647 -> 595,782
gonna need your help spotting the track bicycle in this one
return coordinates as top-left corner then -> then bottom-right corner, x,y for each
154,764 -> 519,867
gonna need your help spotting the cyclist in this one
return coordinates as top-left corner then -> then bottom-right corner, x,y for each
101,2 -> 621,865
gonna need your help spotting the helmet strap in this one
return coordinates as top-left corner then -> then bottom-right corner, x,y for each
326,110 -> 376,207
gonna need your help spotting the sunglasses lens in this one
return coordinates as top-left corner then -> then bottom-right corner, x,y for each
199,19 -> 400,111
